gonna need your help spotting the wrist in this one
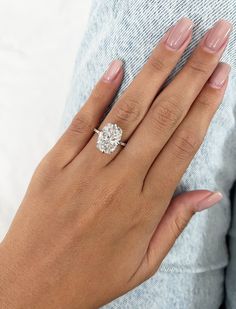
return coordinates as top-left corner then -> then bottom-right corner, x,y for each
0,245 -> 97,309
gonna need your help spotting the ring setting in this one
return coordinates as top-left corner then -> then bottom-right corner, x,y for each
94,123 -> 126,154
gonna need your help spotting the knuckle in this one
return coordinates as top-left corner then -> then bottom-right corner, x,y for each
94,186 -> 116,212
69,112 -> 93,135
197,96 -> 213,109
171,212 -> 189,237
114,96 -> 141,123
172,130 -> 202,160
127,206 -> 145,231
100,179 -> 123,205
148,53 -> 169,73
150,95 -> 183,132
197,90 -> 219,110
101,188 -> 117,206
90,87 -> 104,102
187,57 -> 211,76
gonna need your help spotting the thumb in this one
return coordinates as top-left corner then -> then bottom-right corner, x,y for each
135,190 -> 223,283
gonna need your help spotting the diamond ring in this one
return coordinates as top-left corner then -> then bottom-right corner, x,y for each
94,123 -> 126,154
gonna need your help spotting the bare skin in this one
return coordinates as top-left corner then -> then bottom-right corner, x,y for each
0,17 -> 233,308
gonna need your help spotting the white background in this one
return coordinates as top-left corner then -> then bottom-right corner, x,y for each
0,0 -> 91,240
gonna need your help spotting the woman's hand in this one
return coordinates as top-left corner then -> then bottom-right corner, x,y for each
0,17 -> 232,309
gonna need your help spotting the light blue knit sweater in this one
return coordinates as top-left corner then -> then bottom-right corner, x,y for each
61,0 -> 236,307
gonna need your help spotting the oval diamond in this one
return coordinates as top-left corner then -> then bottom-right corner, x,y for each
96,123 -> 123,154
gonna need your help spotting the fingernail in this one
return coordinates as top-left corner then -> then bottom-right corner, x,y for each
204,20 -> 233,52
103,60 -> 123,82
208,62 -> 231,89
196,192 -> 223,212
165,17 -> 194,51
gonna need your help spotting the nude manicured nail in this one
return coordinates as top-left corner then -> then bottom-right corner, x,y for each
196,192 -> 223,212
208,62 -> 231,89
103,60 -> 123,82
165,17 -> 194,50
204,20 -> 233,52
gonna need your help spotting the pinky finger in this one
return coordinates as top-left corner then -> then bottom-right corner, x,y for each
129,190 -> 223,285
47,59 -> 124,168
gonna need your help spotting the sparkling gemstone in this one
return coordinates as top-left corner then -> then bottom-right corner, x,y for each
96,123 -> 123,154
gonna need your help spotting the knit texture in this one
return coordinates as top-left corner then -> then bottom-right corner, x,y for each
60,0 -> 236,307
